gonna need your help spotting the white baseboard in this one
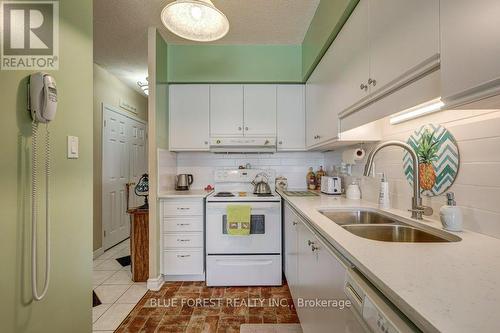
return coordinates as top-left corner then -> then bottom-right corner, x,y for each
147,275 -> 164,291
93,247 -> 104,260
163,273 -> 206,282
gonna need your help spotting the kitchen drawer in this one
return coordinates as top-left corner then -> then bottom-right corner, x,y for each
163,249 -> 204,275
163,217 -> 203,232
162,200 -> 203,217
163,233 -> 204,248
206,255 -> 282,286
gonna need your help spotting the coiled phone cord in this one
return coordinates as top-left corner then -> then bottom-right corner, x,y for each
31,122 -> 51,301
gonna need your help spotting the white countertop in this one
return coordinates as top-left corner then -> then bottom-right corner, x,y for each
279,190 -> 500,333
158,189 -> 213,199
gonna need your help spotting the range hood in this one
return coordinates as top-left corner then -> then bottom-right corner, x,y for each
209,137 -> 276,153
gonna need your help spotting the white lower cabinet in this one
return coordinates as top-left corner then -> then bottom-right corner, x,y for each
161,198 -> 204,278
283,202 -> 364,333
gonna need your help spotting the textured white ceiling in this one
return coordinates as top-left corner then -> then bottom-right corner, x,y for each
93,0 -> 320,93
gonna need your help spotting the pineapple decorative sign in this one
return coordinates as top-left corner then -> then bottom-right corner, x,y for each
403,124 -> 460,197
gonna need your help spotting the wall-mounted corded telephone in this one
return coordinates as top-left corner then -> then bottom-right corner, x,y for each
28,72 -> 57,301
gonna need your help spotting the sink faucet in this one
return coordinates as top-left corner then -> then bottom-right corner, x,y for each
363,140 -> 433,220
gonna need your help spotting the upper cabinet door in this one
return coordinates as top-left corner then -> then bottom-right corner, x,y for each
440,0 -> 500,107
369,0 -> 439,95
306,0 -> 369,148
243,85 -> 277,137
169,85 -> 210,151
277,85 -> 305,151
210,84 -> 244,137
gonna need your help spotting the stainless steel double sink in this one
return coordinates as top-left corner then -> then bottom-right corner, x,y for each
319,208 -> 461,243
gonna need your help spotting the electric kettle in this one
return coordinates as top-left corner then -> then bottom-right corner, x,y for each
175,174 -> 193,191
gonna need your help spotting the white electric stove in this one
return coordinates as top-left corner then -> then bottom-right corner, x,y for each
205,168 -> 282,287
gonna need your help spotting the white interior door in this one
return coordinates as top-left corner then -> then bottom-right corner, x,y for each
102,105 -> 147,250
128,120 -> 147,209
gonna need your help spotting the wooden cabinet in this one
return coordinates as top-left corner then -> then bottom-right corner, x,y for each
127,208 -> 149,282
277,85 -> 305,151
169,85 -> 210,151
161,198 -> 204,279
440,0 -> 500,107
209,84 -> 244,137
243,85 -> 277,137
283,203 -> 363,333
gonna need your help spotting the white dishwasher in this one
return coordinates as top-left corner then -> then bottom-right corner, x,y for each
344,269 -> 420,333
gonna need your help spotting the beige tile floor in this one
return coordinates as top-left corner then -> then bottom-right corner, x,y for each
93,240 -> 148,333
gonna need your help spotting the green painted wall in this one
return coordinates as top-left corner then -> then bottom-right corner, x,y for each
302,0 -> 359,80
156,32 -> 169,150
0,1 -> 93,332
167,44 -> 302,83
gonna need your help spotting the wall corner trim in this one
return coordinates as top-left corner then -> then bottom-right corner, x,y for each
147,275 -> 165,291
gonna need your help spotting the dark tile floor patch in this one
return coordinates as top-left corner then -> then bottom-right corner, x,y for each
93,290 -> 101,307
116,255 -> 131,267
115,279 -> 299,332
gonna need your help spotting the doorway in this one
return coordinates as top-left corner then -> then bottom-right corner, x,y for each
102,104 -> 147,250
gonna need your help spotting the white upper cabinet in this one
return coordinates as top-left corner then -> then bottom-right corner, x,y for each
306,0 -> 368,148
209,84 -> 244,137
277,85 -> 305,150
369,0 -> 439,96
243,85 -> 277,137
169,85 -> 210,151
440,0 -> 500,107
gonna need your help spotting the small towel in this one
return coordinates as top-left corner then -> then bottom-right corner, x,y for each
227,205 -> 251,236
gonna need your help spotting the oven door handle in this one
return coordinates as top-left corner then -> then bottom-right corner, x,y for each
215,259 -> 273,266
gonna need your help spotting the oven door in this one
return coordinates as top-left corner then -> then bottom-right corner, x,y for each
206,201 -> 282,254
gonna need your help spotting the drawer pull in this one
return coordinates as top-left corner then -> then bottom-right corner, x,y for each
177,239 -> 191,242
177,207 -> 190,210
177,254 -> 191,258
176,223 -> 190,226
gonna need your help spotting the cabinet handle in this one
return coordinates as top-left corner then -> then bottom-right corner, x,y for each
177,254 -> 191,258
292,221 -> 298,226
204,141 -> 208,145
177,239 -> 191,242
360,83 -> 368,91
177,207 -> 190,210
307,240 -> 315,246
368,78 -> 377,87
238,126 -> 242,131
311,245 -> 319,252
278,140 -> 283,145
245,126 -> 249,131
177,223 -> 190,226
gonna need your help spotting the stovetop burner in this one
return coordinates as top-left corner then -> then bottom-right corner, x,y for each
214,192 -> 235,197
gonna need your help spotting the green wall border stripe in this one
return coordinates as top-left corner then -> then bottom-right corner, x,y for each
302,0 -> 360,82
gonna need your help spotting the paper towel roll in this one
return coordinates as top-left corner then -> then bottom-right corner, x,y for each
342,148 -> 365,164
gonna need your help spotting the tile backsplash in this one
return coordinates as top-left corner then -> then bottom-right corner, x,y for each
176,152 -> 333,190
343,109 -> 500,240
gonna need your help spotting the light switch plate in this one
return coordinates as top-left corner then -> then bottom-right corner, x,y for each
67,136 -> 79,159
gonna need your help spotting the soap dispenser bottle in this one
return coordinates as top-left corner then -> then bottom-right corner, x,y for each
440,192 -> 463,231
378,173 -> 390,209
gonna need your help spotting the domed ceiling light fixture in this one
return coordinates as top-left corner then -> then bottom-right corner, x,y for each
161,0 -> 229,42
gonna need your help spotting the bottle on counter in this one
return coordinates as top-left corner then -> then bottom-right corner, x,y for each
440,192 -> 463,231
315,166 -> 326,190
307,167 -> 316,190
378,173 -> 390,209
